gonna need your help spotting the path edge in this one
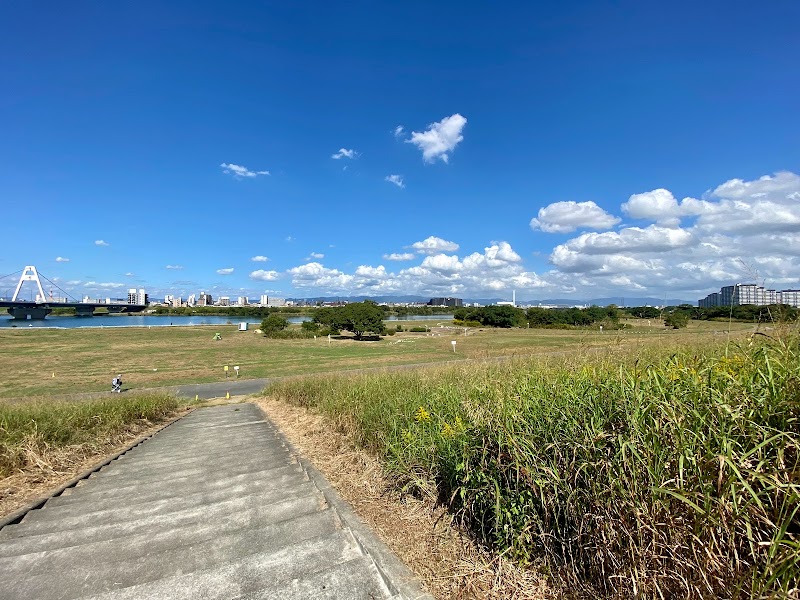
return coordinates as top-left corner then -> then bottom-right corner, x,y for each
254,402 -> 435,600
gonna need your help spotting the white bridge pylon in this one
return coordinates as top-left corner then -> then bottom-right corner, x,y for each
12,266 -> 47,302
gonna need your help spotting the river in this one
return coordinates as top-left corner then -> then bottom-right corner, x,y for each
0,314 -> 454,329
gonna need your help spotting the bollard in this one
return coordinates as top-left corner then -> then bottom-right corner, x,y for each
226,391 -> 230,400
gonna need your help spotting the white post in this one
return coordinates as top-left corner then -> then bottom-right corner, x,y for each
451,340 -> 457,353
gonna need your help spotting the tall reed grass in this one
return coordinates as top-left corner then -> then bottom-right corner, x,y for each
267,334 -> 800,598
0,394 -> 184,477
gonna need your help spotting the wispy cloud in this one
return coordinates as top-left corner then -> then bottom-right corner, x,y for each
385,174 -> 405,188
250,269 -> 280,281
331,148 -> 357,160
216,268 -> 234,275
383,252 -> 415,261
125,272 -> 135,277
286,236 -> 294,242
220,162 -> 270,178
307,252 -> 324,260
83,281 -> 125,290
251,255 -> 269,262
55,256 -> 70,262
94,240 -> 109,247
408,113 -> 467,163
393,125 -> 405,138
165,265 -> 184,270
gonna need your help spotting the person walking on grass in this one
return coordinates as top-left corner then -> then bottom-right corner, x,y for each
112,374 -> 122,393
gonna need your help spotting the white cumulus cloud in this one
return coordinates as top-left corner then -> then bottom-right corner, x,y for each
537,170 -> 800,296
250,269 -> 280,281
216,268 -> 234,275
531,201 -> 621,233
94,240 -> 109,247
385,174 -> 405,188
411,236 -> 460,255
407,113 -> 467,163
220,163 -> 270,178
251,255 -> 269,262
288,262 -> 354,291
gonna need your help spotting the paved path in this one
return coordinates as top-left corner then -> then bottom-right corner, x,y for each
0,404 -> 430,599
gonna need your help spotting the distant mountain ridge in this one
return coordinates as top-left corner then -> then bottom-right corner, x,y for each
290,295 -> 697,307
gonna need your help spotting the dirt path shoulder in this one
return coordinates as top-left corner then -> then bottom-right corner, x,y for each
255,396 -> 552,600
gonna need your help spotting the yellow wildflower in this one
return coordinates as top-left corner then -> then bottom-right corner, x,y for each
414,406 -> 431,423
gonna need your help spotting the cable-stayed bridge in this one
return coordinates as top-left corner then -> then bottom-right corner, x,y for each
0,266 -> 146,320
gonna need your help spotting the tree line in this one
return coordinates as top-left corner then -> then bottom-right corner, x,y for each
453,305 -> 621,328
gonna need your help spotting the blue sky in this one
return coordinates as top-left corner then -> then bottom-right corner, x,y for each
1,1 -> 798,302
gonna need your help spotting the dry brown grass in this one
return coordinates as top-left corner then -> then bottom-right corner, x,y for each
255,397 -> 554,599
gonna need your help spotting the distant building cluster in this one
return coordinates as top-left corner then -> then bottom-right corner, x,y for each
129,289 -> 295,309
699,283 -> 800,308
427,297 -> 463,307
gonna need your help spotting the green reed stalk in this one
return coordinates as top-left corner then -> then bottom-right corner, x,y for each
267,335 -> 800,598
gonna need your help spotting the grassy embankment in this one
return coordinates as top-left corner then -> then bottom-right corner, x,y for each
266,331 -> 800,598
0,394 -> 184,479
0,319 -> 754,398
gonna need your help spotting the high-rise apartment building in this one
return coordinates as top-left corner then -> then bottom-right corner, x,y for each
128,288 -> 148,305
427,297 -> 463,307
699,283 -> 799,308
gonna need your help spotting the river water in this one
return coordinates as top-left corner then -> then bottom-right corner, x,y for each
0,314 -> 454,329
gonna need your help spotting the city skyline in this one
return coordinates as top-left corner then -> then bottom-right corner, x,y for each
1,3 -> 798,301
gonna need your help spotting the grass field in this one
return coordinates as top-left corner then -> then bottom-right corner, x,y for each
266,327 -> 800,598
0,318 -> 756,398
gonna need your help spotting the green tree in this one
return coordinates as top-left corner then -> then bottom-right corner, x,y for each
664,311 -> 690,329
261,314 -> 289,335
314,301 -> 386,339
340,301 -> 387,339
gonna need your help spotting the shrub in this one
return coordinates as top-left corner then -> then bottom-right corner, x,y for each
262,329 -> 316,339
301,320 -> 320,332
260,314 -> 289,335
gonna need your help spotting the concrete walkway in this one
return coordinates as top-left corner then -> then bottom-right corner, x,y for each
0,404 -> 431,599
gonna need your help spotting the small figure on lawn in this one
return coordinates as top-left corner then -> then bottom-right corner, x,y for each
112,374 -> 122,393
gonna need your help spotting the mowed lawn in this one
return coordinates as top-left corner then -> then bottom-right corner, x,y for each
0,319 -> 756,398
